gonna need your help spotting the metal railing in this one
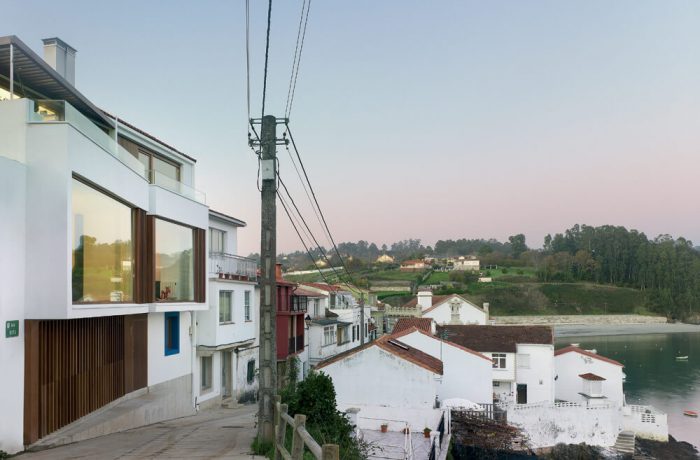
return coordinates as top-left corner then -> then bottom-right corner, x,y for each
274,395 -> 339,460
210,252 -> 257,281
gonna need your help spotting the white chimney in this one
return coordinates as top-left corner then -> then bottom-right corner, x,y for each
42,37 -> 76,86
483,302 -> 490,317
417,290 -> 433,310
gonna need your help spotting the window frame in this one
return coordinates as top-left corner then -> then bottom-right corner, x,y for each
244,290 -> 251,321
219,290 -> 233,324
492,353 -> 507,369
516,353 -> 530,369
164,312 -> 180,356
200,355 -> 213,392
210,227 -> 226,254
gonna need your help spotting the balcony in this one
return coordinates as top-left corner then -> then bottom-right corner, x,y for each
27,99 -> 206,204
288,335 -> 305,354
210,252 -> 257,282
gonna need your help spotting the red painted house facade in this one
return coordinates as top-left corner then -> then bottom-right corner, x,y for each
275,265 -> 306,362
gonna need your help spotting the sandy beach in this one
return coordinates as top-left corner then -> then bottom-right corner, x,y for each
555,322 -> 700,338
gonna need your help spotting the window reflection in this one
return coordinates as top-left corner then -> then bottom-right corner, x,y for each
72,178 -> 133,303
155,219 -> 194,302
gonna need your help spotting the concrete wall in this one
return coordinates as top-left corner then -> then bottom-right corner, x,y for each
507,402 -> 621,448
0,156 -> 27,454
555,351 -> 624,406
339,404 -> 444,433
148,312 -> 193,387
397,331 -> 492,404
516,344 -> 555,404
320,346 -> 438,409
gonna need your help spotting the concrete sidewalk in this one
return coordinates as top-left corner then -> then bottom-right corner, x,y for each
18,404 -> 266,460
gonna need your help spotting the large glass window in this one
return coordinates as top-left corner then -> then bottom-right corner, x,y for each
72,178 -> 133,303
155,219 -> 194,301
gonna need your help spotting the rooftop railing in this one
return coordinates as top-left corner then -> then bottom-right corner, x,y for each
27,99 -> 206,204
210,252 -> 257,282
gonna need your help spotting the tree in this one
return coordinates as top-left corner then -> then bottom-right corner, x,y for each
508,234 -> 527,259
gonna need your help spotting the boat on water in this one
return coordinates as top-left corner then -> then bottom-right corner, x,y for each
683,410 -> 697,418
676,356 -> 689,361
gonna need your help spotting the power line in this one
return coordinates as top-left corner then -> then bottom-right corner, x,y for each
284,0 -> 312,119
285,123 -> 354,279
260,0 -> 273,118
278,174 -> 347,283
277,189 -> 334,285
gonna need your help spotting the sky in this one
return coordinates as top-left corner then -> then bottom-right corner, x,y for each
4,1 -> 700,255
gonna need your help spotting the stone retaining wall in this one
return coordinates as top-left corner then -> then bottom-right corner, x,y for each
493,314 -> 667,325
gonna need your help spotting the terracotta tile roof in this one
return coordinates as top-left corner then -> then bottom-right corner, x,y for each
302,283 -> 339,293
555,346 -> 624,367
292,287 -> 324,297
315,336 -> 443,375
579,372 -> 606,381
390,327 -> 492,363
392,318 -> 433,335
437,325 -> 554,353
401,259 -> 425,266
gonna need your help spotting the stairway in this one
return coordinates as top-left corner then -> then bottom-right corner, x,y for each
614,430 -> 636,455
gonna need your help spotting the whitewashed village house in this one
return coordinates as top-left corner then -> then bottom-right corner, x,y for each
193,210 -> 259,409
554,345 -> 625,407
438,325 -> 555,404
386,291 -> 488,332
451,256 -> 480,272
301,283 -> 373,366
399,259 -> 427,272
0,35 -> 257,454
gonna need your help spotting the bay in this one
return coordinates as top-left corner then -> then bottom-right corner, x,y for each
555,331 -> 700,448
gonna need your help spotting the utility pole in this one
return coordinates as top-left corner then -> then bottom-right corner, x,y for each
359,293 -> 365,345
253,114 -> 287,441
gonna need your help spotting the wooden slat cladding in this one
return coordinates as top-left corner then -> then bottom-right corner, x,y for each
24,315 -> 147,445
194,228 -> 206,303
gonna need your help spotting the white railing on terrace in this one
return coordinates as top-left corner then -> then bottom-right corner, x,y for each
149,169 -> 206,203
28,100 -> 147,179
27,99 -> 206,204
209,252 -> 257,281
499,401 -> 617,411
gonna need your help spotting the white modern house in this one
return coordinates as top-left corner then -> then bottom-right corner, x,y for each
438,325 -> 555,404
193,210 -> 259,409
390,327 -> 493,404
398,291 -> 488,326
0,35 -> 232,453
554,346 -> 625,407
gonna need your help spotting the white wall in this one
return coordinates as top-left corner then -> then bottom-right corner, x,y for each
338,404 -> 444,433
234,346 -> 258,401
423,298 -> 486,325
491,352 -> 516,382
397,331 -> 492,404
319,346 -> 438,409
507,402 -> 621,448
0,156 -> 27,454
148,312 -> 192,387
555,351 -> 624,406
515,344 -> 555,404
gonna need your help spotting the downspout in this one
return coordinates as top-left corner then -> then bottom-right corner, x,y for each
191,310 -> 198,412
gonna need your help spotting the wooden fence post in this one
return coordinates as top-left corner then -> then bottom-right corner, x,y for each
275,400 -> 287,460
321,444 -> 339,460
291,414 -> 306,459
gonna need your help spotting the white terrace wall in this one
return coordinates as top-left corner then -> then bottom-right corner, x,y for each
338,404 -> 444,433
505,402 -> 621,448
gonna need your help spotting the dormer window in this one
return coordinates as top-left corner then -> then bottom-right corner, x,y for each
579,373 -> 605,398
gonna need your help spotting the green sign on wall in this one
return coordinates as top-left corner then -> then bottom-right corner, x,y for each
5,320 -> 19,338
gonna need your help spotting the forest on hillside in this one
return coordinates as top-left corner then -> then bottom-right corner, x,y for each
263,224 -> 700,321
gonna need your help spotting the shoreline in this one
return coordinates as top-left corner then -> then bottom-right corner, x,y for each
554,322 -> 700,338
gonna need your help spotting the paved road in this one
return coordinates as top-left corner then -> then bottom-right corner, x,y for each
18,404 -> 266,460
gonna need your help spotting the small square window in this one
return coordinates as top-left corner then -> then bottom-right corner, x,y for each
164,312 -> 180,356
